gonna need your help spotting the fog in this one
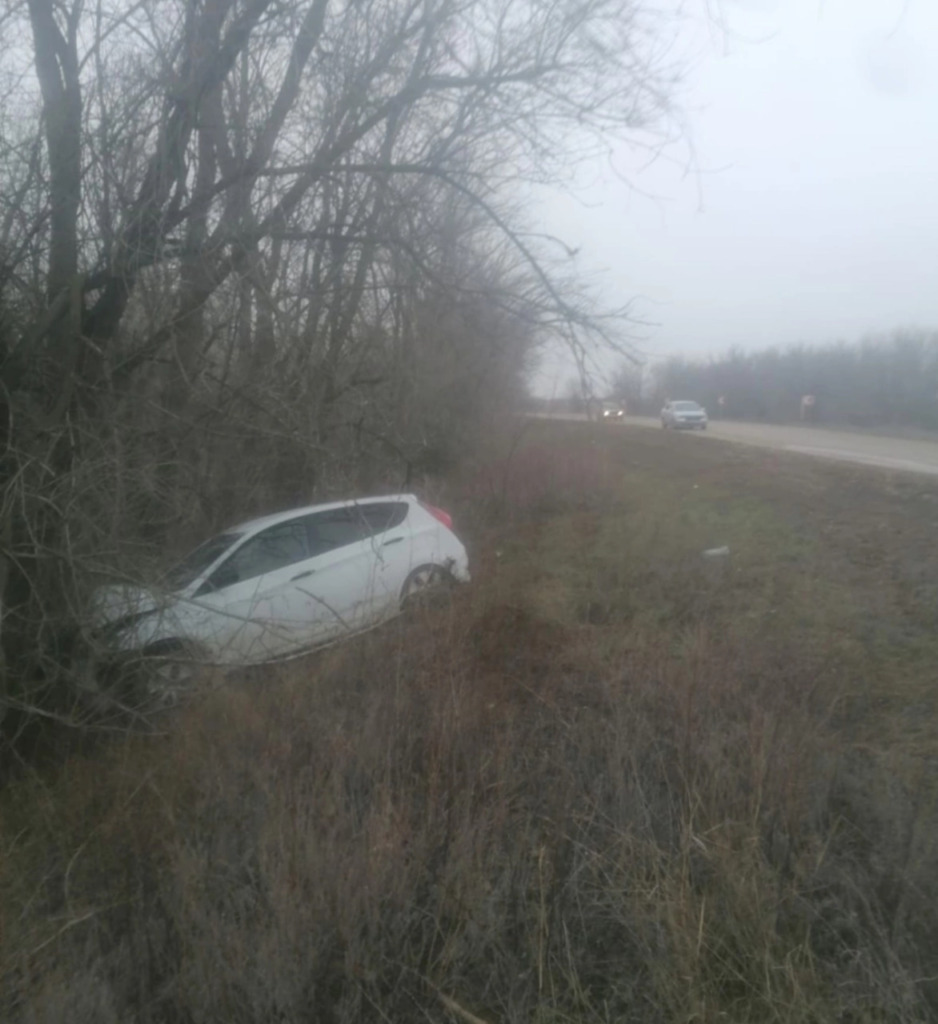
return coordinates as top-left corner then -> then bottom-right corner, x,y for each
532,0 -> 938,393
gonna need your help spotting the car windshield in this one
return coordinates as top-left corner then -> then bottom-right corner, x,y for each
673,401 -> 701,411
163,532 -> 242,591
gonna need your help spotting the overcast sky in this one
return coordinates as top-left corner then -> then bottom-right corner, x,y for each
532,0 -> 938,393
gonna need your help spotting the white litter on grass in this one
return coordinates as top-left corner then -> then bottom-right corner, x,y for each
702,546 -> 730,558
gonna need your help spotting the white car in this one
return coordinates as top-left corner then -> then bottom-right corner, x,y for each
92,495 -> 470,672
661,400 -> 708,430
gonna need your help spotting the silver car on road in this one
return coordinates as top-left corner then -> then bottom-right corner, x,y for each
661,400 -> 708,431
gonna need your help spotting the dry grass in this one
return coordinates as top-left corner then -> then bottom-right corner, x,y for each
2,421 -> 938,1022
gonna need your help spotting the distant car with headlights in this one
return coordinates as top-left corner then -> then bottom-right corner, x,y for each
600,400 -> 625,420
91,496 -> 470,680
661,400 -> 708,430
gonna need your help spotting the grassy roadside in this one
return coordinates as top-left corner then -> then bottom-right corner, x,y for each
2,420 -> 937,1022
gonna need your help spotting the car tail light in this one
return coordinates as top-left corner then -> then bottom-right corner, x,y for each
420,501 -> 453,530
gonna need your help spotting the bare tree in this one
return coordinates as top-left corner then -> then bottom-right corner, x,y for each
0,0 -> 683,712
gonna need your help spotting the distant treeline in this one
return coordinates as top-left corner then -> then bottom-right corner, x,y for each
651,330 -> 938,430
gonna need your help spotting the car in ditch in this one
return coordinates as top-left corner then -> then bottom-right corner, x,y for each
91,495 -> 470,680
661,400 -> 708,430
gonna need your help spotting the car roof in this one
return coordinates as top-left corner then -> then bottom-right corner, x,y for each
232,494 -> 418,535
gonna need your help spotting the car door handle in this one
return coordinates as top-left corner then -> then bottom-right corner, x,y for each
291,569 -> 315,581
382,537 -> 404,547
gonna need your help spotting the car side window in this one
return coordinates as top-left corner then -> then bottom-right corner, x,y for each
353,502 -> 408,535
204,520 -> 309,590
303,509 -> 369,557
300,503 -> 409,557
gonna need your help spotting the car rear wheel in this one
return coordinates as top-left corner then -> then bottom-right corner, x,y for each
400,564 -> 452,610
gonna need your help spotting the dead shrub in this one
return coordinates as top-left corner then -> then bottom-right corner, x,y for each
2,589 -> 937,1023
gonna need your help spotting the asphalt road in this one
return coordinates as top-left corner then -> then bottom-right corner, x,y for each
537,413 -> 938,477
